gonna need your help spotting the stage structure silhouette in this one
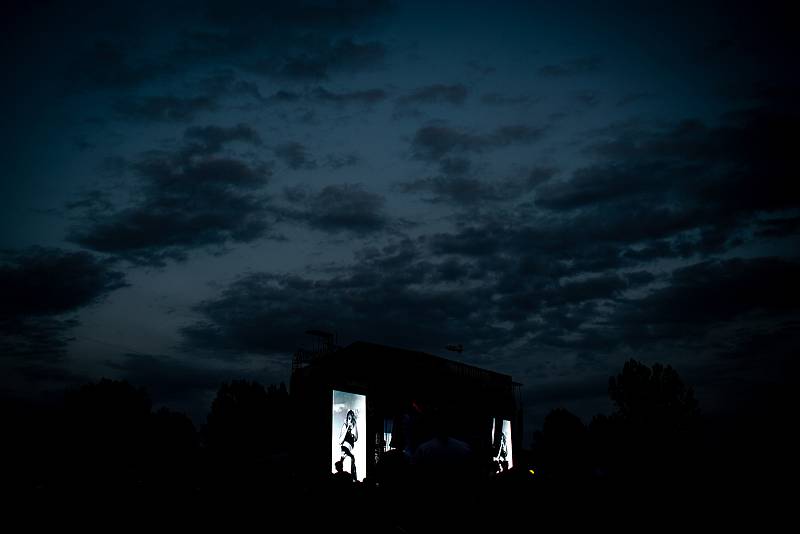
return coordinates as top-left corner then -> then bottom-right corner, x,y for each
290,335 -> 522,485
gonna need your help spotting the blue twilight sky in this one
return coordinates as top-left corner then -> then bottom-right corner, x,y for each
2,0 -> 798,434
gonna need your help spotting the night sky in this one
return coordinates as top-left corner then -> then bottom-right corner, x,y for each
2,0 -> 798,436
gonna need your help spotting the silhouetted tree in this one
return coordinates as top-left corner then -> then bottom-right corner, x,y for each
56,378 -> 202,493
588,413 -> 617,476
63,378 -> 152,488
609,359 -> 699,428
601,360 -> 700,483
204,380 -> 289,454
1,394 -> 62,492
202,380 -> 290,492
533,408 -> 590,482
147,407 -> 198,489
151,406 -> 197,452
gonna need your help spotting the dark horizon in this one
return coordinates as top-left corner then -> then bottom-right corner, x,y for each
2,0 -> 798,446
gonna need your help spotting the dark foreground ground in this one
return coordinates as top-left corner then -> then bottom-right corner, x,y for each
4,458 -> 791,532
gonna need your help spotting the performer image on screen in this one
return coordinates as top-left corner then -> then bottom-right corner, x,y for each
494,432 -> 509,473
337,409 -> 359,480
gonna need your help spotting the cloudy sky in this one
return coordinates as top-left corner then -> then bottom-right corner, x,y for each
2,0 -> 797,433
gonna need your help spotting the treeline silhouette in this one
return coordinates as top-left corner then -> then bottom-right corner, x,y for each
2,378 -> 290,501
530,360 -> 700,484
1,359 -> 787,526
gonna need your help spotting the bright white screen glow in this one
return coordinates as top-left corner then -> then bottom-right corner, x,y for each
331,390 -> 367,481
501,419 -> 513,470
492,418 -> 513,472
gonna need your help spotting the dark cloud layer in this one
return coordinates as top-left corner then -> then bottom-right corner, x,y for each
0,248 -> 127,357
412,124 -> 546,161
0,249 -> 126,318
199,71 -> 269,104
71,158 -> 270,265
182,239 -> 500,357
110,74 -> 265,125
251,38 -> 386,81
532,106 -> 800,261
325,153 -> 360,169
68,38 -> 175,89
399,166 -> 555,206
480,93 -> 536,106
203,0 -> 391,30
265,87 -> 388,107
613,257 -> 799,336
59,1 -> 393,93
282,183 -> 388,235
417,105 -> 799,298
4,0 -> 798,436
69,127 -> 272,265
183,123 -> 262,154
175,231 -> 605,360
308,184 -> 387,233
274,142 -> 317,170
114,95 -> 218,122
539,56 -> 602,77
398,84 -> 468,106
312,86 -> 388,105
531,257 -> 800,391
181,236 -> 798,409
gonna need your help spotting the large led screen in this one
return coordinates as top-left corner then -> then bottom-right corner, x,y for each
331,390 -> 367,482
492,419 -> 513,473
